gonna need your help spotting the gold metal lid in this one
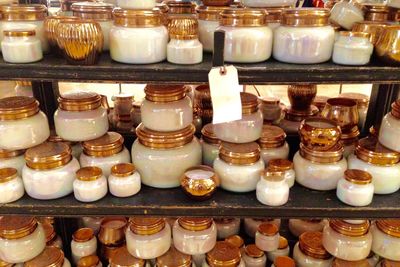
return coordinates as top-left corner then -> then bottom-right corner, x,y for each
300,142 -> 344,163
391,99 -> 400,119
3,29 -> 35,37
258,125 -> 286,148
111,163 -> 136,178
77,255 -> 100,267
72,1 -> 114,20
0,168 -> 17,183
73,228 -> 94,242
339,31 -> 371,39
282,8 -> 330,27
262,170 -> 285,182
332,258 -> 370,267
339,92 -> 370,108
76,166 -> 103,181
244,244 -> 264,258
258,222 -> 279,236
129,218 -> 166,235
82,132 -> 124,157
329,219 -> 370,237
206,241 -> 241,267
240,92 -> 259,114
220,8 -> 267,27
0,96 -> 39,121
299,231 -> 331,260
0,216 -> 38,240
169,17 -> 198,39
201,123 -> 220,145
42,223 -> 56,245
376,220 -> 400,238
110,246 -> 145,267
278,236 -> 288,249
156,246 -> 192,267
25,246 -> 65,267
58,92 -> 102,111
225,235 -> 244,248
274,256 -> 295,267
25,142 -> 72,171
219,141 -> 260,165
165,0 -> 196,15
382,259 -> 400,267
197,5 -> 228,21
0,149 -> 24,159
344,169 -> 372,185
178,218 -> 213,231
145,84 -> 186,102
355,137 -> 400,166
268,159 -> 293,171
113,8 -> 163,28
0,4 -> 47,21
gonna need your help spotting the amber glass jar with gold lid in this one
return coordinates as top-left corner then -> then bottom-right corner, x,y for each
0,148 -> 25,175
293,231 -> 332,267
25,246 -> 71,267
258,125 -> 289,165
204,241 -> 245,267
71,228 -> 97,264
371,220 -> 400,261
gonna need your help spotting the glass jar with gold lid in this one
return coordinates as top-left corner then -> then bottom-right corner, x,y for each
200,123 -> 221,167
203,241 -> 245,267
0,148 -> 25,175
25,246 -> 71,267
371,220 -> 400,261
288,219 -> 326,237
336,169 -> 374,207
132,124 -> 201,188
0,167 -> 24,204
258,125 -> 289,165
379,100 -> 400,153
293,231 -> 333,267
242,244 -> 267,267
256,170 -> 289,206
0,96 -> 50,150
108,163 -> 141,198
332,31 -> 373,66
0,216 -> 46,263
22,142 -> 80,200
1,29 -> 43,64
71,228 -> 97,264
73,166 -> 108,202
109,246 -> 145,267
255,223 -> 280,252
48,132 -> 83,160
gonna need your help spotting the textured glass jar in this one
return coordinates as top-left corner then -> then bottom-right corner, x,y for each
0,149 -> 25,175
255,223 -> 280,252
109,246 -> 145,267
256,171 -> 289,206
267,237 -> 290,263
293,232 -> 332,267
108,163 -> 141,198
197,6 -> 228,52
0,168 -> 24,204
244,218 -> 281,238
203,241 -> 245,267
25,246 -> 71,267
379,100 -> 400,153
371,220 -> 400,261
242,244 -> 267,267
289,219 -> 326,237
1,29 -> 43,63
258,125 -> 289,165
214,218 -> 241,239
333,31 -> 373,65
54,92 -> 109,142
268,159 -> 295,188
156,245 -> 194,267
200,123 -> 220,167
71,228 -> 97,264
336,169 -> 374,207
73,166 -> 108,202
330,0 -> 365,30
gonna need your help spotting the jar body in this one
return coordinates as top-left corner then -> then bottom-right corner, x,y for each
256,179 -> 289,206
255,231 -> 280,252
98,20 -> 112,51
330,1 -> 364,30
293,242 -> 332,267
0,111 -> 50,150
1,35 -> 43,63
0,176 -> 24,204
71,237 -> 97,264
22,158 -> 80,200
0,154 -> 25,175
260,142 -> 289,165
215,218 -> 241,239
333,35 -> 373,65
200,139 -> 219,167
267,246 -> 290,263
242,253 -> 267,267
336,177 -> 374,207
281,169 -> 295,188
117,0 -> 156,9
244,218 -> 281,238
379,112 -> 400,153
167,38 -> 203,65
54,106 -> 109,142
73,175 -> 108,202
241,0 -> 297,7
131,138 -> 202,188
371,223 -> 400,260
198,19 -> 219,52
108,172 -> 141,197
288,219 -> 326,237
273,25 -> 334,64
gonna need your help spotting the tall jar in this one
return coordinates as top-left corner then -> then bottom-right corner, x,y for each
293,231 -> 333,267
25,246 -> 71,267
213,92 -> 263,143
288,219 -> 326,237
0,96 -> 50,150
109,246 -> 145,267
217,8 -> 272,63
200,123 -> 220,167
132,124 -> 201,188
258,125 -> 289,165
203,241 -> 245,267
196,6 -> 228,52
110,8 -> 168,64
371,220 -> 400,261
156,246 -> 194,267
330,0 -> 365,30
54,92 -> 109,142
0,168 -> 24,204
71,228 -> 97,264
273,8 -> 334,64
80,132 -> 131,177
214,218 -> 241,239
1,29 -> 43,64
23,142 -> 80,200
379,100 -> 400,152
242,244 -> 267,267
0,149 -> 25,175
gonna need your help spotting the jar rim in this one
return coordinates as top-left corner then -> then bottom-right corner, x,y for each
355,136 -> 400,166
0,4 -> 47,21
258,222 -> 279,236
58,92 -> 102,111
268,159 -> 293,171
329,219 -> 370,237
281,8 -> 330,27
344,169 -> 372,185
219,141 -> 260,165
77,255 -> 100,267
129,217 -> 165,235
169,17 -> 198,39
244,244 -> 264,258
225,235 -> 244,249
111,163 -> 136,178
220,8 -> 268,27
145,84 -> 186,102
299,143 -> 344,163
197,5 -> 229,21
156,246 -> 192,267
0,148 -> 25,159
0,216 -> 38,240
25,142 -> 72,170
258,125 -> 286,148
3,29 -> 36,37
82,132 -> 124,157
76,166 -> 103,181
201,123 -> 220,145
0,168 -> 18,183
376,220 -> 400,238
113,8 -> 163,27
73,227 -> 94,242
178,217 -> 213,231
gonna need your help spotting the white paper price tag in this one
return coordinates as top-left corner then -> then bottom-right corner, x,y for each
208,65 -> 242,124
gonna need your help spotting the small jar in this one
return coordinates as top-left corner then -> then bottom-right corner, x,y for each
214,218 -> 241,239
109,246 -> 145,267
242,244 -> 267,267
0,96 -> 50,150
331,258 -> 370,267
73,166 -> 108,202
108,163 -> 141,198
98,217 -> 127,246
244,218 -> 281,238
274,8 -> 334,64
23,142 -> 80,200
126,218 -> 171,260
110,8 -> 168,64
1,29 -> 43,63
203,241 -> 245,267
256,170 -> 289,206
217,8 -> 273,63
25,246 -> 71,267
80,132 -> 131,177
0,168 -> 24,204
173,218 -> 217,255
71,228 -> 97,264
0,149 -> 25,175
196,6 -> 228,52
77,255 -> 102,267
267,237 -> 290,263
132,124 -> 201,188
255,223 -> 280,252
336,169 -> 374,207
288,219 -> 326,237
141,84 -> 193,132
213,92 -> 263,143
272,256 -> 295,267
258,125 -> 289,165
260,97 -> 282,123
268,159 -> 295,188
200,124 -> 220,167
181,165 -> 218,200
214,142 -> 265,192
293,232 -> 332,267
333,31 -> 373,65
0,216 -> 46,263
322,220 -> 372,261
371,220 -> 400,261
42,222 -> 63,249
330,0 -> 365,30
379,100 -> 400,153
54,92 -> 109,142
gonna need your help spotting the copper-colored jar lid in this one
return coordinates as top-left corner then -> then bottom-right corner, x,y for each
0,96 -> 40,121
130,218 -> 166,235
268,159 -> 293,171
4,29 -> 35,37
76,166 -> 103,181
165,0 -> 196,14
244,244 -> 264,258
262,170 -> 285,182
382,259 -> 400,267
240,92 -> 259,114
197,5 -> 229,21
258,125 -> 286,148
299,231 -> 331,260
58,92 -> 102,111
225,235 -> 244,248
344,169 -> 372,185
82,132 -> 124,157
156,246 -> 192,267
332,258 -> 370,267
0,168 -> 18,184
110,246 -> 145,267
0,4 -> 47,21
0,148 -> 24,159
282,8 -> 330,27
220,8 -> 267,27
169,17 -> 198,39
77,255 -> 100,267
339,92 -> 370,108
111,163 -> 136,178
274,256 -> 295,267
258,222 -> 279,236
113,8 -> 163,28
0,216 -> 38,240
25,142 -> 72,171
201,123 -> 220,145
219,141 -> 260,165
391,99 -> 400,119
355,137 -> 400,166
145,84 -> 186,102
42,223 -> 56,244
178,217 -> 213,231
278,236 -> 288,249
72,1 -> 114,20
299,142 -> 344,163
376,220 -> 400,238
73,227 -> 94,242
25,246 -> 65,267
329,219 -> 370,237
264,6 -> 290,23
206,241 -> 241,267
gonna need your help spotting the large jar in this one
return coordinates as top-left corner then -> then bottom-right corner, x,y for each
242,244 -> 267,267
371,220 -> 400,261
379,100 -> 400,152
110,8 -> 168,64
333,31 -> 373,65
141,84 -> 193,132
214,142 -> 265,192
0,96 -> 50,150
71,228 -> 97,264
336,169 -> 374,207
288,219 -> 326,237
196,6 -> 228,52
156,246 -> 194,267
0,168 -> 24,204
255,223 -> 280,252
214,218 -> 241,239
73,166 -> 108,202
258,125 -> 289,165
109,246 -> 145,267
23,142 -> 80,200
132,124 -> 201,188
0,216 -> 46,263
213,92 -> 263,143
54,92 -> 109,142
80,132 -> 131,177
0,149 -> 25,175
25,246 -> 71,267
200,123 -> 220,167
322,220 -> 372,261
330,0 -> 365,30
293,232 -> 333,267
348,136 -> 400,194
273,8 -> 334,64
203,241 -> 245,267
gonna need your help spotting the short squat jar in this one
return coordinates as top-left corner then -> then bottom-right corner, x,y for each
379,100 -> 400,153
0,168 -> 24,204
54,92 -> 109,142
255,223 -> 280,252
203,241 -> 245,267
333,31 -> 373,65
258,125 -> 289,165
259,97 -> 282,123
268,159 -> 295,188
71,228 -> 98,264
73,166 -> 108,202
108,163 -> 141,198
289,219 -> 326,237
256,171 -> 289,206
293,231 -> 333,267
0,149 -> 25,175
371,220 -> 400,261
200,123 -> 220,167
330,0 -> 365,30
242,244 -> 267,267
1,29 -> 43,64
214,218 -> 241,239
336,169 -> 374,207
213,92 -> 263,143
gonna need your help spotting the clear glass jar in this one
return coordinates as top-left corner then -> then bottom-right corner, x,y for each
214,218 -> 241,239
258,125 -> 289,165
256,171 -> 289,206
0,96 -> 50,150
242,244 -> 267,267
293,232 -> 332,267
339,92 -> 369,131
379,100 -> 400,153
108,163 -> 141,198
200,123 -> 220,167
110,9 -> 168,64
244,218 -> 281,238
255,223 -> 280,252
42,222 -> 63,249
268,159 -> 295,188
1,29 -> 42,63
54,92 -> 109,142
241,0 -> 296,7
333,31 -> 373,65
203,241 -> 244,267
0,217 -> 46,263
0,149 -> 25,175
214,92 -> 263,143
214,142 -> 265,192
274,8 -> 334,64
109,246 -> 145,267
117,0 -> 156,9
73,166 -> 108,202
322,220 -> 372,261
288,219 -> 326,237
71,228 -> 97,264
25,246 -> 70,267
371,220 -> 400,261
267,237 -> 290,263
196,6 -> 228,52
330,0 -> 365,30
132,124 -> 201,188
141,84 -> 193,132
0,168 -> 24,204
23,142 -> 80,200
336,169 -> 374,207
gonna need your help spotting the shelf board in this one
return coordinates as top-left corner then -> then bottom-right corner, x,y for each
3,54 -> 400,84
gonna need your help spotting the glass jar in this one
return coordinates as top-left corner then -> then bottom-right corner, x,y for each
241,0 -> 296,7
331,258 -> 370,267
110,8 -> 168,64
293,232 -> 332,267
181,165 -> 218,201
77,255 -> 102,267
25,246 -> 71,267
71,228 -> 97,264
108,163 -> 141,198
203,241 -> 245,267
256,170 -> 289,206
0,96 -> 50,150
54,92 -> 109,142
336,169 -> 374,207
141,84 -> 193,132
0,168 -> 24,204
255,223 -> 280,252
80,132 -> 130,177
322,220 -> 372,261
126,218 -> 171,259
260,97 -> 282,123
244,218 -> 281,238
1,29 -> 42,63
289,219 -> 326,237
242,244 -> 267,267
348,136 -> 400,194
214,218 -> 241,239
213,92 -> 263,143
267,237 -> 290,263
200,123 -> 220,167
173,218 -> 217,255
268,159 -> 295,188
132,124 -> 201,188
274,8 -> 334,64
333,31 -> 373,65
42,223 -> 63,249
217,8 -> 272,63
371,220 -> 400,261
214,142 -> 265,192
23,142 -> 80,200
258,125 -> 289,165
196,6 -> 228,52
0,149 -> 25,175
73,166 -> 108,202
109,246 -> 145,267
379,100 -> 400,153
0,216 -> 46,263
330,0 -> 365,29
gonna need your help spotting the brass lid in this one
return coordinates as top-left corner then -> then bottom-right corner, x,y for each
240,92 -> 259,114
339,31 -> 371,39
77,255 -> 100,267
201,123 -> 220,145
72,1 -> 114,20
278,236 -> 288,249
42,223 -> 56,244
244,244 -> 264,258
329,220 -> 370,237
376,220 -> 400,238
268,159 -> 293,171
299,142 -> 344,163
136,124 -> 195,149
25,142 -> 72,170
145,84 -> 186,102
178,218 -> 213,231
111,163 -> 136,178
282,8 -> 330,27
299,232 -> 331,260
225,235 -> 244,248
339,92 -> 370,108
264,6 -> 290,23
382,259 -> 400,267
197,5 -> 228,21
165,0 -> 196,15
206,241 -> 241,267
355,137 -> 400,166
391,99 -> 400,119
0,149 -> 24,159
0,168 -> 17,183
220,8 -> 267,27
73,228 -> 94,242
82,132 -> 124,157
156,246 -> 192,267
219,142 -> 260,165
169,17 -> 198,39
129,218 -> 166,235
344,169 -> 372,185
274,256 -> 295,267
110,246 -> 145,267
25,247 -> 65,267
3,29 -> 35,37
58,92 -> 102,111
332,258 -> 370,267
113,8 -> 163,28
258,125 -> 286,148
76,166 -> 103,181
262,170 -> 285,182
0,216 -> 37,240
0,4 -> 47,21
258,222 -> 279,236
0,96 -> 39,121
